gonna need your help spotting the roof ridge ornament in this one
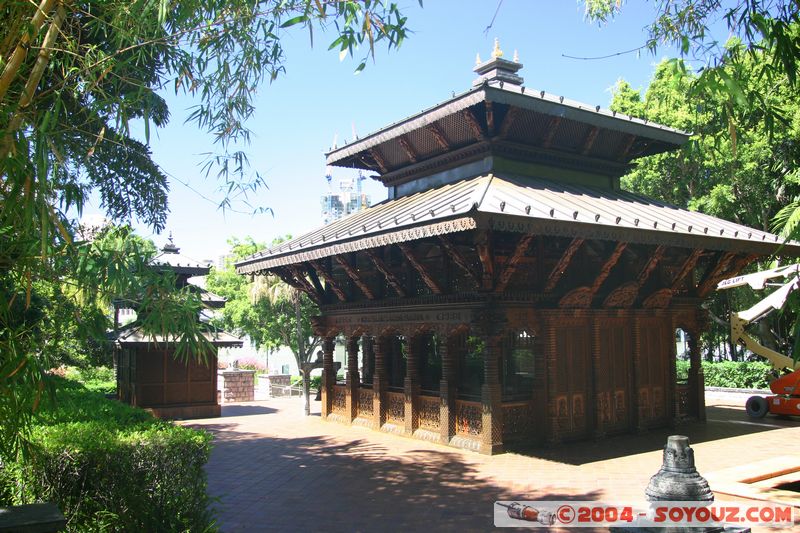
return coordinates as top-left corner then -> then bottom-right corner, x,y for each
473,40 -> 524,88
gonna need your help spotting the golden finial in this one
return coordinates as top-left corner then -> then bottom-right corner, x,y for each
475,53 -> 482,66
513,49 -> 519,63
491,37 -> 503,59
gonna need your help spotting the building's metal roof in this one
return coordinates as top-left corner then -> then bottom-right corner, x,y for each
114,324 -> 243,347
236,174 -> 799,274
325,82 -> 690,183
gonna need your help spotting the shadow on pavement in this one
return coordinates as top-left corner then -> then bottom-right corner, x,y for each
507,405 -> 792,466
219,404 -> 278,417
203,427 -> 602,532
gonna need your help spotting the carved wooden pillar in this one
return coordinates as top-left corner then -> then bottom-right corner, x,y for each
372,335 -> 388,428
362,335 -> 373,384
631,316 -> 644,432
404,334 -> 420,435
439,333 -> 455,444
321,336 -> 336,419
544,318 -> 560,445
591,318 -> 605,439
345,336 -> 360,423
481,332 -> 503,454
687,329 -> 706,421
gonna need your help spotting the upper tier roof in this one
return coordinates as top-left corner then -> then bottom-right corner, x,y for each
326,55 -> 689,195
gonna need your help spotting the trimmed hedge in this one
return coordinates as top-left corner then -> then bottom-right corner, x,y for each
0,379 -> 215,532
676,360 -> 775,389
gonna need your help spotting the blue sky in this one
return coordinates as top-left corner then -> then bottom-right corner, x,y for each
82,1 -> 727,262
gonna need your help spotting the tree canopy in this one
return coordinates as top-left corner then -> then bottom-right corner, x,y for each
0,0 -> 412,460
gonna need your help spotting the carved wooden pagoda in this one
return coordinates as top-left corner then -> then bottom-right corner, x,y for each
116,236 -> 242,419
237,45 -> 800,453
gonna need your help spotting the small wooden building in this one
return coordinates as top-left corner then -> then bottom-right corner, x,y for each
116,237 -> 242,419
236,48 -> 800,453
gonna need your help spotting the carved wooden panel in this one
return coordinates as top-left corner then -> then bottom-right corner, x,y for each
386,391 -> 405,424
638,318 -> 671,425
455,400 -> 482,436
553,324 -> 591,438
502,402 -> 533,437
332,385 -> 347,415
614,390 -> 627,424
358,388 -> 374,417
596,321 -> 631,432
418,395 -> 440,430
675,383 -> 690,417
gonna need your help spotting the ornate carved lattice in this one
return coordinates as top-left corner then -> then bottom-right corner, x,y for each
418,395 -> 440,430
675,383 -> 689,417
598,392 -> 612,425
332,385 -> 347,414
502,402 -> 532,437
652,386 -> 664,418
614,390 -> 627,424
455,400 -> 482,436
358,388 -> 374,417
386,391 -> 405,424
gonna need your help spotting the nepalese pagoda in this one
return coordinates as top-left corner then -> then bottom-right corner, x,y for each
236,45 -> 800,454
115,236 -> 242,419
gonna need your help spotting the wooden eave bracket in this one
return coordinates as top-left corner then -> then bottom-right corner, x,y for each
495,233 -> 535,293
426,123 -> 450,150
368,147 -> 389,174
603,245 -> 665,308
398,136 -> 418,164
542,116 -> 562,149
309,260 -> 347,302
333,255 -> 375,300
462,108 -> 486,142
397,243 -> 443,294
438,235 -> 480,287
485,101 -> 495,137
559,242 -> 626,308
640,248 -> 702,309
697,252 -> 758,298
581,126 -> 600,156
283,265 -> 322,304
365,249 -> 407,298
544,237 -> 584,293
498,106 -> 520,138
475,230 -> 495,290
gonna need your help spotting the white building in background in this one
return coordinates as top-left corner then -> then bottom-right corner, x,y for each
320,173 -> 371,225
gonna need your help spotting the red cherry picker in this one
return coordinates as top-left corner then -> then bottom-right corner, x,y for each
716,264 -> 800,418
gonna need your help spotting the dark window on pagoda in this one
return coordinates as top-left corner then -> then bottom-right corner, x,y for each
457,335 -> 484,401
387,336 -> 406,389
418,333 -> 442,394
502,330 -> 536,401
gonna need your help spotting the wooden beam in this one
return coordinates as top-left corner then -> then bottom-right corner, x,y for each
426,124 -> 450,150
695,251 -> 735,297
305,264 -> 325,296
475,230 -> 494,290
590,242 -> 627,293
498,106 -> 520,138
365,249 -> 406,298
368,147 -> 389,174
333,255 -> 375,300
283,266 -> 321,304
618,134 -> 636,161
397,243 -> 443,294
560,242 -> 626,308
398,136 -> 418,164
542,116 -> 562,149
273,268 -> 304,291
462,108 -> 485,141
603,245 -> 665,308
671,248 -> 704,292
581,126 -> 599,155
485,101 -> 495,136
544,237 -> 583,293
697,253 -> 756,298
308,261 -> 347,302
495,233 -> 535,293
438,235 -> 480,287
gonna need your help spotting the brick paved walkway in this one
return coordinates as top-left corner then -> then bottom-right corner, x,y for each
186,392 -> 800,532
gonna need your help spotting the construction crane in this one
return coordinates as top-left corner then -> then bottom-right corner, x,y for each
716,264 -> 800,418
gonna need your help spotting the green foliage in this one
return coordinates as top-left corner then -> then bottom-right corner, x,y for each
675,360 -> 774,389
0,379 -> 214,531
63,366 -> 116,394
206,236 -> 322,372
1,0 -> 412,462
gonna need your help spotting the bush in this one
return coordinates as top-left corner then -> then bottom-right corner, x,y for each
675,360 -> 773,389
63,365 -> 116,394
0,379 -> 215,531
